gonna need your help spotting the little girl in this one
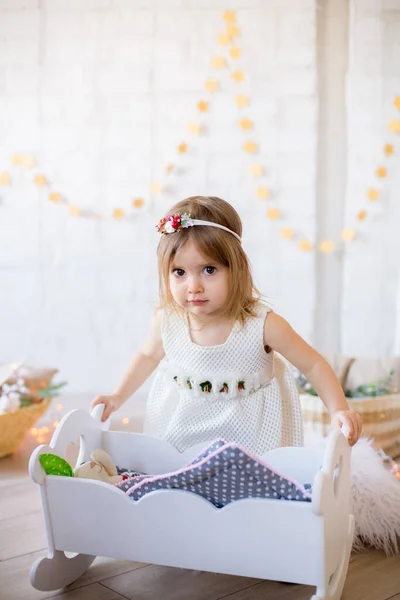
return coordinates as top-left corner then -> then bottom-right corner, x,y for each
91,195 -> 362,454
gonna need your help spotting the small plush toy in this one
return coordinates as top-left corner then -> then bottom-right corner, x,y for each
74,449 -> 123,483
39,449 -> 123,484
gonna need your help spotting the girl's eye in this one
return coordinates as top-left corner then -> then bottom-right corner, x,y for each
204,266 -> 216,275
173,269 -> 185,277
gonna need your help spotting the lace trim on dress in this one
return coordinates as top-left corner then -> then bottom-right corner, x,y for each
161,358 -> 275,399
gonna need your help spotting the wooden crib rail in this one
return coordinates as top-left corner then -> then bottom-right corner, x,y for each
311,429 -> 351,517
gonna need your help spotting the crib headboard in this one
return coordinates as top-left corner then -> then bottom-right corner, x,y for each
29,405 -> 107,484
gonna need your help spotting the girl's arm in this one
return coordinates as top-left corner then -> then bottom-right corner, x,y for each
91,309 -> 165,421
264,312 -> 362,445
113,308 -> 165,402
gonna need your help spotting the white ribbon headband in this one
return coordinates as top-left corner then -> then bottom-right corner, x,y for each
156,213 -> 242,243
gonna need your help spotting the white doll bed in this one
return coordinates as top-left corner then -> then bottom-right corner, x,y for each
29,405 -> 354,600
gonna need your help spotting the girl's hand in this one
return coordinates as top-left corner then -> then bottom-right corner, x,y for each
90,393 -> 123,422
331,409 -> 362,446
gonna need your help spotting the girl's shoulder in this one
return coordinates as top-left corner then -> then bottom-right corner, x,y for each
248,300 -> 274,320
148,307 -> 164,337
157,305 -> 185,332
236,301 -> 273,334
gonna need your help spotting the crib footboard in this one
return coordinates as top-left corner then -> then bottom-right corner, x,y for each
28,404 -> 108,590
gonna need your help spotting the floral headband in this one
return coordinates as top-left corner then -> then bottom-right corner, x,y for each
156,212 -> 241,242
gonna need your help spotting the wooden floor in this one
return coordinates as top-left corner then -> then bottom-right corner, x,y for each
1,437 -> 400,600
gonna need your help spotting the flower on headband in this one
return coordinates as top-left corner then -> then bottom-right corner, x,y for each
156,212 -> 193,234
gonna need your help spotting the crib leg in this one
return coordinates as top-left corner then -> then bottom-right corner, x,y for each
30,550 -> 96,591
310,514 -> 355,600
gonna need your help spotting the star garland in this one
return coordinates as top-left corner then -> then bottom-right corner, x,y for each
0,16 -> 239,221
0,10 -> 398,254
213,11 -> 399,254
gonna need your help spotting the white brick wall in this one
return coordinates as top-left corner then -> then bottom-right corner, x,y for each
341,0 -> 400,356
5,0 -> 385,397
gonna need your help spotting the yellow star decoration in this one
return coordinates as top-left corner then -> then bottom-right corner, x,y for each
357,210 -> 367,221
177,143 -> 188,154
150,182 -> 163,194
239,118 -> 253,130
132,198 -> 144,208
256,186 -> 270,199
299,239 -> 313,252
11,154 -> 35,168
223,10 -> 236,24
198,100 -> 209,112
376,166 -> 387,178
205,79 -> 219,93
341,228 -> 357,242
34,174 -> 47,187
388,120 -> 400,133
232,70 -> 244,83
188,123 -> 202,135
49,192 -> 62,203
217,33 -> 230,46
69,205 -> 80,217
384,144 -> 394,155
11,154 -> 23,165
235,95 -> 249,108
229,47 -> 241,59
250,164 -> 263,177
243,141 -> 258,154
280,227 -> 294,240
21,155 -> 36,169
113,208 -> 125,220
211,56 -> 226,69
319,240 -> 336,253
227,24 -> 240,39
394,96 -> 400,110
367,188 -> 379,201
0,172 -> 11,185
166,164 -> 174,174
266,208 -> 280,220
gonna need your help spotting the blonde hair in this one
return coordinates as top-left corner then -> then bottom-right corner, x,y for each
157,196 -> 262,325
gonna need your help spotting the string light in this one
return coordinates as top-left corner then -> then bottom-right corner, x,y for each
392,461 -> 400,480
1,11 -> 398,254
217,11 -> 398,254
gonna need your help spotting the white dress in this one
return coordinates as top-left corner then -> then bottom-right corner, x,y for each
143,304 -> 303,455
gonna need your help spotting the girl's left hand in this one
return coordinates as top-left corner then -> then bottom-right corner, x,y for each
331,409 -> 362,446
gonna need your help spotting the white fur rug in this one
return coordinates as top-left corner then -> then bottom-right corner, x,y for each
304,434 -> 400,555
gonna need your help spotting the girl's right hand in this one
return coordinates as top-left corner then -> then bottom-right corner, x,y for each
90,393 -> 123,422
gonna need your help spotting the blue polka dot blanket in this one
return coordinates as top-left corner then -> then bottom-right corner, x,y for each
115,440 -> 312,507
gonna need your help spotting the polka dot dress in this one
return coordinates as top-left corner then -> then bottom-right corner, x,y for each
144,304 -> 303,455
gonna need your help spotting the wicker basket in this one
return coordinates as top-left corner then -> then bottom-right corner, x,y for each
300,357 -> 400,457
0,398 -> 52,459
301,392 -> 400,457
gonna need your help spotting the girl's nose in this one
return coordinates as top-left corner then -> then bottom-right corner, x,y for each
188,276 -> 204,294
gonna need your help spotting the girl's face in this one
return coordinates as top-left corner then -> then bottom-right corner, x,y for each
169,240 -> 229,319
